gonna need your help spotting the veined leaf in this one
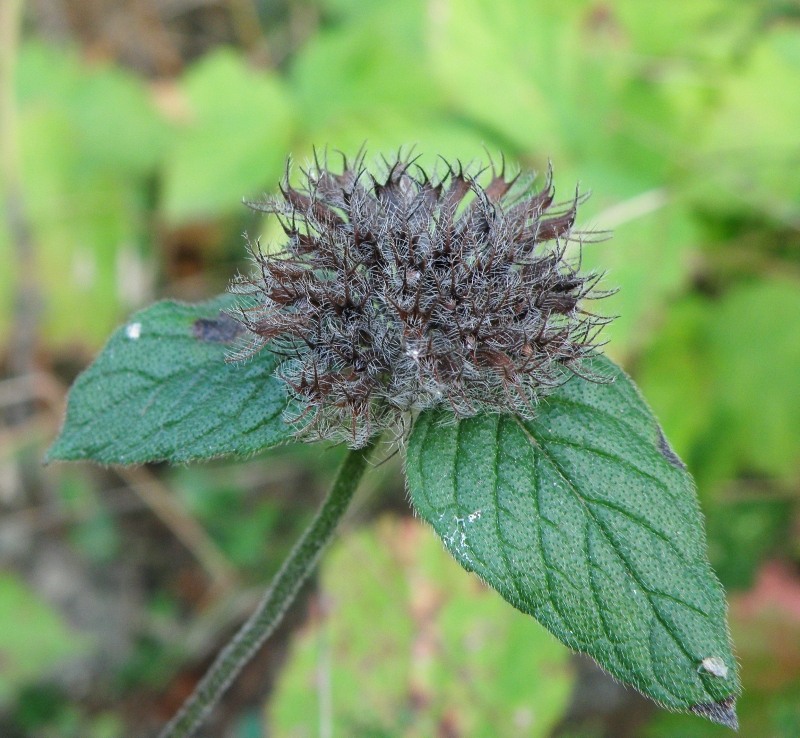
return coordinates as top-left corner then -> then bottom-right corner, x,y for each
48,294 -> 293,464
406,357 -> 740,727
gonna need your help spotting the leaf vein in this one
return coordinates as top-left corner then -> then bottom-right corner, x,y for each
514,417 -> 709,701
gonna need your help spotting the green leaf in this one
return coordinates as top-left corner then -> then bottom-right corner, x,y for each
12,41 -> 167,348
582,191 -> 698,357
289,2 -> 494,167
47,294 -> 293,464
0,572 -> 89,703
406,356 -> 740,727
163,49 -> 294,223
635,297 -> 714,461
689,28 -> 800,223
429,0 -> 700,172
707,279 -> 800,480
270,517 -> 573,737
290,1 -> 435,128
613,0 -> 754,61
16,41 -> 169,176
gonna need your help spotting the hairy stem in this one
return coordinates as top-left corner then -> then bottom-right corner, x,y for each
159,438 -> 379,738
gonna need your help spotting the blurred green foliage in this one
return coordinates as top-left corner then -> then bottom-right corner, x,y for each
162,50 -> 293,222
0,573 -> 89,704
269,517 -> 574,737
12,42 -> 167,345
2,0 -> 799,735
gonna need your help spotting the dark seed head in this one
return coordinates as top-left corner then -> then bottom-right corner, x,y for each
230,151 -> 613,447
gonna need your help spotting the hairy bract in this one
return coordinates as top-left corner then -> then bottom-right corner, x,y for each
231,152 -> 611,447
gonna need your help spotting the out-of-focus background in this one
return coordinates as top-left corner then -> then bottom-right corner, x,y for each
1,0 -> 799,736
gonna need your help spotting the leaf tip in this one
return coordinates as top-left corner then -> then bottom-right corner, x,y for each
690,696 -> 739,731
43,438 -> 65,465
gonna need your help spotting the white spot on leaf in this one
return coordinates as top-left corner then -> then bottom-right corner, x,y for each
125,322 -> 142,340
444,514 -> 472,564
699,656 -> 728,678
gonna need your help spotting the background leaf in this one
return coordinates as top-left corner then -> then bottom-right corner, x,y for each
707,280 -> 800,481
12,42 -> 167,348
0,573 -> 89,704
162,49 -> 293,223
689,27 -> 800,224
406,357 -> 740,724
47,294 -> 293,464
269,516 -> 574,738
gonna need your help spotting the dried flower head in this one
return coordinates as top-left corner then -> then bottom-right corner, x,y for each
231,151 -> 611,447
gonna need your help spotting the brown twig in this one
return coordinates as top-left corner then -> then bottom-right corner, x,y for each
31,372 -> 242,599
115,465 -> 241,598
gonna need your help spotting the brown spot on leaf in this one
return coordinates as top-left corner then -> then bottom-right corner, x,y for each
193,312 -> 244,343
656,426 -> 686,470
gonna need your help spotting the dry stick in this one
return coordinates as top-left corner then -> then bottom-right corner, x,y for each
35,372 -> 241,597
159,437 -> 380,738
117,466 -> 241,597
0,373 -> 58,408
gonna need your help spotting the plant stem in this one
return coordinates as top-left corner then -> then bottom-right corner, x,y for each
159,438 -> 380,738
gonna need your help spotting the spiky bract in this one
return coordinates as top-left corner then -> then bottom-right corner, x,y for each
231,152 -> 610,447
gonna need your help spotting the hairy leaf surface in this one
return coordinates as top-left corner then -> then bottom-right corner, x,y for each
406,357 -> 740,727
48,295 -> 293,464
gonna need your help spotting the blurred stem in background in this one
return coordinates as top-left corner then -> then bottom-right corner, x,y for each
159,436 -> 380,738
1,0 -> 39,377
226,0 -> 265,53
